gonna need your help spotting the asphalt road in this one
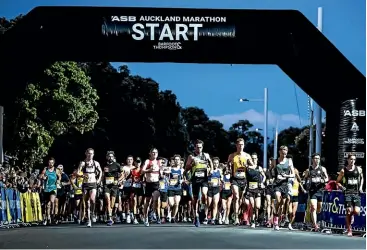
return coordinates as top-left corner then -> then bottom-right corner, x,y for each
0,224 -> 365,249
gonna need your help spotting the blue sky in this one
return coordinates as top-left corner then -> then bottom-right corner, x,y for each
1,0 -> 365,131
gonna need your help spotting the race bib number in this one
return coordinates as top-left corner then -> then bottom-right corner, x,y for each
248,182 -> 258,190
210,178 -> 219,187
183,190 -> 187,196
311,177 -> 321,183
105,177 -> 114,185
195,172 -> 205,178
159,181 -> 166,190
169,179 -> 178,186
224,182 -> 231,190
152,164 -> 159,172
348,179 -> 358,185
132,183 -> 141,188
84,174 -> 93,183
235,172 -> 245,178
123,180 -> 132,187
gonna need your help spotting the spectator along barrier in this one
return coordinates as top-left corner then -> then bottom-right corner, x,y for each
0,184 -> 43,228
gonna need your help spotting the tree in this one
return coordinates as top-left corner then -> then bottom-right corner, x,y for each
10,61 -> 99,168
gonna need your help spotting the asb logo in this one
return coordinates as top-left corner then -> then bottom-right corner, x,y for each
344,110 -> 365,117
351,122 -> 359,132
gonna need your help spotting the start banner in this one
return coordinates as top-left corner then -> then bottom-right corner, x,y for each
321,191 -> 366,231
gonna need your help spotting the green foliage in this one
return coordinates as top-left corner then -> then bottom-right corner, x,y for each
11,61 -> 99,167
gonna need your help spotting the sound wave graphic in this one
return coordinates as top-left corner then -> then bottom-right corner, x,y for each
101,22 -> 236,39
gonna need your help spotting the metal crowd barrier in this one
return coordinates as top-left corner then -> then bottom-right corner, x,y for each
0,185 -> 43,229
319,190 -> 366,236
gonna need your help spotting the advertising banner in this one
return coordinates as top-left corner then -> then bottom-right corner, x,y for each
338,99 -> 366,170
101,14 -> 236,51
321,191 -> 366,231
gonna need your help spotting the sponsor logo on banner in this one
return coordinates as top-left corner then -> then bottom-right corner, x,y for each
343,152 -> 365,158
350,122 -> 359,132
153,42 -> 182,50
343,138 -> 365,144
343,110 -> 366,117
322,196 -> 366,217
102,15 -> 236,50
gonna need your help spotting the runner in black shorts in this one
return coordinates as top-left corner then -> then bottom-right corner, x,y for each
103,151 -> 122,226
78,148 -> 102,228
185,139 -> 213,227
336,153 -> 364,237
272,146 -> 295,231
245,153 -> 266,228
304,153 -> 328,231
220,167 -> 233,225
227,138 -> 254,225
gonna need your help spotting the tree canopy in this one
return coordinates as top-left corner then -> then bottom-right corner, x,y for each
0,15 -> 326,173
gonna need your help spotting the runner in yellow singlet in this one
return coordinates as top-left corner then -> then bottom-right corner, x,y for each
227,138 -> 254,225
288,167 -> 305,230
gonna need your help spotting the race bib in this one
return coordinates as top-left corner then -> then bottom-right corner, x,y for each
210,178 -> 219,187
224,182 -> 231,190
169,179 -> 178,186
235,172 -> 245,178
123,180 -> 132,187
105,177 -> 114,185
248,182 -> 258,189
132,183 -> 141,188
159,181 -> 166,190
84,174 -> 93,183
152,164 -> 159,172
195,172 -> 205,178
348,179 -> 358,185
311,177 -> 321,183
183,190 -> 187,196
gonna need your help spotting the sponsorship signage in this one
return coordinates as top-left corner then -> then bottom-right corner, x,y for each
338,99 -> 366,171
102,14 -> 236,50
343,152 -> 365,158
321,191 -> 366,231
343,138 -> 364,145
343,110 -> 365,117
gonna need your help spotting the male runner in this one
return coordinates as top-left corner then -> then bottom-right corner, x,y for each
336,153 -> 364,237
55,165 -> 70,224
103,151 -> 123,226
272,145 -> 295,231
121,156 -> 134,224
77,148 -> 102,227
264,158 -> 274,227
245,153 -> 266,228
142,148 -> 161,227
167,154 -> 183,223
131,157 -> 143,224
227,138 -> 254,225
185,140 -> 213,227
304,153 -> 328,231
41,157 -> 60,225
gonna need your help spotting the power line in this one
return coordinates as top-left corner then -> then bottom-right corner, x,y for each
293,83 -> 302,127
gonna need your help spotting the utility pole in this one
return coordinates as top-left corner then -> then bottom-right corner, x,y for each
315,7 -> 323,156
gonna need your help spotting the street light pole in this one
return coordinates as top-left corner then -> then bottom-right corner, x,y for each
239,88 -> 268,169
263,88 -> 268,170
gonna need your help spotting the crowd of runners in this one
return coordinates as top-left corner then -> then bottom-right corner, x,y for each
1,138 -> 364,236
